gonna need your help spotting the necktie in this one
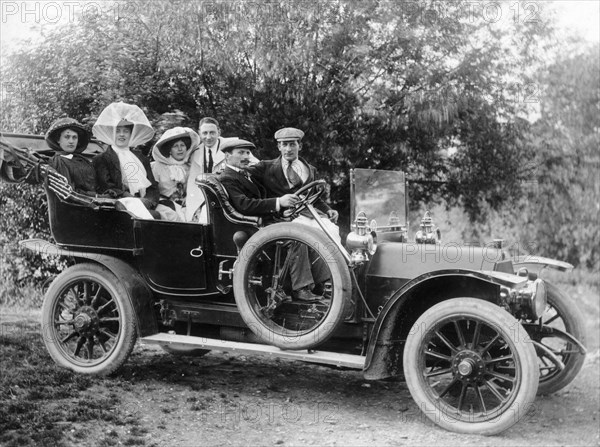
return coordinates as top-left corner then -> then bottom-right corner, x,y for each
286,162 -> 302,188
205,147 -> 214,173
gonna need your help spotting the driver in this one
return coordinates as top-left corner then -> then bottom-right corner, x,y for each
218,139 -> 325,302
247,127 -> 339,226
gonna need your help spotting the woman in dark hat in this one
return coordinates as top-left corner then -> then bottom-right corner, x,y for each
151,127 -> 199,221
46,117 -> 96,195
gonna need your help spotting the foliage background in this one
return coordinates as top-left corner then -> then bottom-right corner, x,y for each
0,0 -> 598,294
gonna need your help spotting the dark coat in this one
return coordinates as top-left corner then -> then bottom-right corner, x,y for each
247,156 -> 331,215
92,147 -> 159,206
49,153 -> 97,195
218,166 -> 279,217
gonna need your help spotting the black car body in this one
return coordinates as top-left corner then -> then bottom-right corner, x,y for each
0,133 -> 586,435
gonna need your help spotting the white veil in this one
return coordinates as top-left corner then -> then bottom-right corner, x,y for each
92,102 -> 155,147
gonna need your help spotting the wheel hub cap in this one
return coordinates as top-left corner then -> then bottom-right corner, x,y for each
458,359 -> 474,376
74,306 -> 99,336
74,313 -> 91,330
452,350 -> 485,382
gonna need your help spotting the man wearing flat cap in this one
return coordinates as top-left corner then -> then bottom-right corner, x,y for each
219,137 -> 327,301
248,127 -> 338,223
186,117 -> 260,221
247,127 -> 339,223
218,138 -> 298,218
245,127 -> 339,301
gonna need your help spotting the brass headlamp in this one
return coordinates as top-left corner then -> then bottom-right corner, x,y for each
346,211 -> 377,264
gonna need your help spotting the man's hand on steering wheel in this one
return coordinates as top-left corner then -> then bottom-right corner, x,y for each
279,193 -> 299,208
327,209 -> 339,224
282,179 -> 326,218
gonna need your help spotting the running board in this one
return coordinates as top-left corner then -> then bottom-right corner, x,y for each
140,333 -> 366,369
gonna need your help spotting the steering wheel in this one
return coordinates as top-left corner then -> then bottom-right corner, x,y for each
282,179 -> 326,218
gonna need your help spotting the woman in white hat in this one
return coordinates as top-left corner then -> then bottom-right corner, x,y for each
92,102 -> 159,217
151,127 -> 199,221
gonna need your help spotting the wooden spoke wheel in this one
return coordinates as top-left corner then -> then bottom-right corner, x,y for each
403,298 -> 539,435
41,263 -> 136,375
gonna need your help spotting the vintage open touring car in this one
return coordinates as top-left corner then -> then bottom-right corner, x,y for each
0,133 -> 587,435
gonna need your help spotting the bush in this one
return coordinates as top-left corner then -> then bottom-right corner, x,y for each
0,182 -> 67,297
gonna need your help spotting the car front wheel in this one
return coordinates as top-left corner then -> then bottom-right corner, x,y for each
41,263 -> 137,375
403,298 -> 539,435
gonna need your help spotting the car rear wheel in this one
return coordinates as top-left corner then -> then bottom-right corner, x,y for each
403,298 -> 539,435
524,282 -> 586,395
233,223 -> 352,350
41,263 -> 137,375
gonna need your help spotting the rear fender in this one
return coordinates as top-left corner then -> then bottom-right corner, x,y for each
20,239 -> 157,337
363,269 -> 527,380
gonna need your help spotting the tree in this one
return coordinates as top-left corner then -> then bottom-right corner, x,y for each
518,43 -> 599,268
3,0 -> 585,286
1,1 -> 552,204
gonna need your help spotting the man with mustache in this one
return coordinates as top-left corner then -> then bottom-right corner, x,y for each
223,128 -> 338,301
218,138 -> 297,218
185,117 -> 259,221
218,138 -> 328,302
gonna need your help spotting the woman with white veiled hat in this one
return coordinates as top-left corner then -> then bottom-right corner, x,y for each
151,127 -> 199,221
92,102 -> 160,218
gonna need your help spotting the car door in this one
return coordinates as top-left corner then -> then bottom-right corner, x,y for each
137,219 -> 209,295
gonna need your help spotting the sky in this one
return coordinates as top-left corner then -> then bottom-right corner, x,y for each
0,0 -> 599,54
552,0 -> 600,42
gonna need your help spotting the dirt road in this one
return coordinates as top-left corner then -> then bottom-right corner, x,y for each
2,311 -> 598,446
109,343 -> 600,446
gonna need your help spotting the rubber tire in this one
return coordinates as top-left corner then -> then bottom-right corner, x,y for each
160,345 -> 210,357
41,263 -> 137,376
233,222 -> 351,350
403,298 -> 539,435
534,282 -> 586,395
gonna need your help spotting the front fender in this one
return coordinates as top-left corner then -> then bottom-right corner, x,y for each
20,238 -> 158,337
511,255 -> 573,274
363,269 -> 527,380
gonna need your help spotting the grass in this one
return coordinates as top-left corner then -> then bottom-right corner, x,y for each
0,282 -> 44,309
0,322 -> 146,447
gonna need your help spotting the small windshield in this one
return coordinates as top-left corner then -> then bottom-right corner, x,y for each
350,168 -> 407,231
